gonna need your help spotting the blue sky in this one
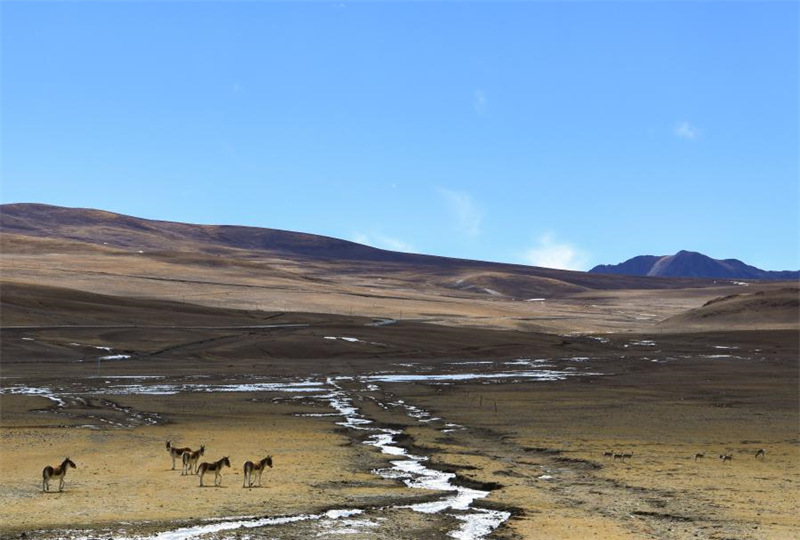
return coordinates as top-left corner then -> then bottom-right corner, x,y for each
2,1 -> 798,271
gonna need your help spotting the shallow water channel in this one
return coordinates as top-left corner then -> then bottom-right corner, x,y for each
322,377 -> 511,540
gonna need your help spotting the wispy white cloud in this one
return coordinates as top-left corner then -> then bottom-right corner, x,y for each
473,89 -> 487,115
674,120 -> 699,140
352,233 -> 416,253
522,233 -> 589,271
438,188 -> 482,238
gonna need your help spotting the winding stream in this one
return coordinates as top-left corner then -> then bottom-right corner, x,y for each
321,378 -> 511,540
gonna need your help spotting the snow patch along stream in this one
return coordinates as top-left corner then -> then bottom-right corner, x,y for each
69,509 -> 367,540
0,385 -> 66,407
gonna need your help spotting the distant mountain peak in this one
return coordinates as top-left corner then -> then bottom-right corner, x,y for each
590,251 -> 798,281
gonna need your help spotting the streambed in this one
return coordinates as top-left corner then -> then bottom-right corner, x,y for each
322,378 -> 511,540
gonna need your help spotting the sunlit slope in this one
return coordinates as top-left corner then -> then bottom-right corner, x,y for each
4,203 -> 796,333
1,203 -> 712,293
660,287 -> 799,330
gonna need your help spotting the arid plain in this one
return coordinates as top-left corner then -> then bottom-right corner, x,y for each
1,204 -> 798,539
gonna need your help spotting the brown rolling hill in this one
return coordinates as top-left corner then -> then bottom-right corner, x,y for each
0,203 -> 716,293
1,203 -> 796,336
659,287 -> 799,330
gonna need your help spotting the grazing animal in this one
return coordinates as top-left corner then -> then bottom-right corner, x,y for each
603,451 -> 614,458
621,452 -> 634,462
755,448 -> 766,460
166,441 -> 192,470
42,457 -> 76,492
242,455 -> 273,488
694,452 -> 705,461
613,453 -> 624,461
198,457 -> 231,487
182,445 -> 205,475
719,454 -> 733,464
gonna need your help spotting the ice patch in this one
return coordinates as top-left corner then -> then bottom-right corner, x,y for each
324,509 -> 364,520
504,358 -> 550,367
68,509 -> 367,540
151,512 -> 350,540
86,375 -> 164,379
363,370 -> 591,383
0,386 -> 66,407
384,399 -> 441,424
100,380 -> 327,396
451,509 -> 512,540
317,517 -> 379,536
324,336 -> 363,343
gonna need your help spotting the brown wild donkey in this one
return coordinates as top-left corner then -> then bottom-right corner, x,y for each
166,441 -> 192,470
42,457 -> 76,492
198,457 -> 231,487
242,455 -> 273,488
182,445 -> 206,475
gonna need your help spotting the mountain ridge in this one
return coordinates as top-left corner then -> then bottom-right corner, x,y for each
591,250 -> 799,280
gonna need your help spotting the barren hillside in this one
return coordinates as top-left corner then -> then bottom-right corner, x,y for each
660,287 -> 799,330
1,203 -> 796,334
